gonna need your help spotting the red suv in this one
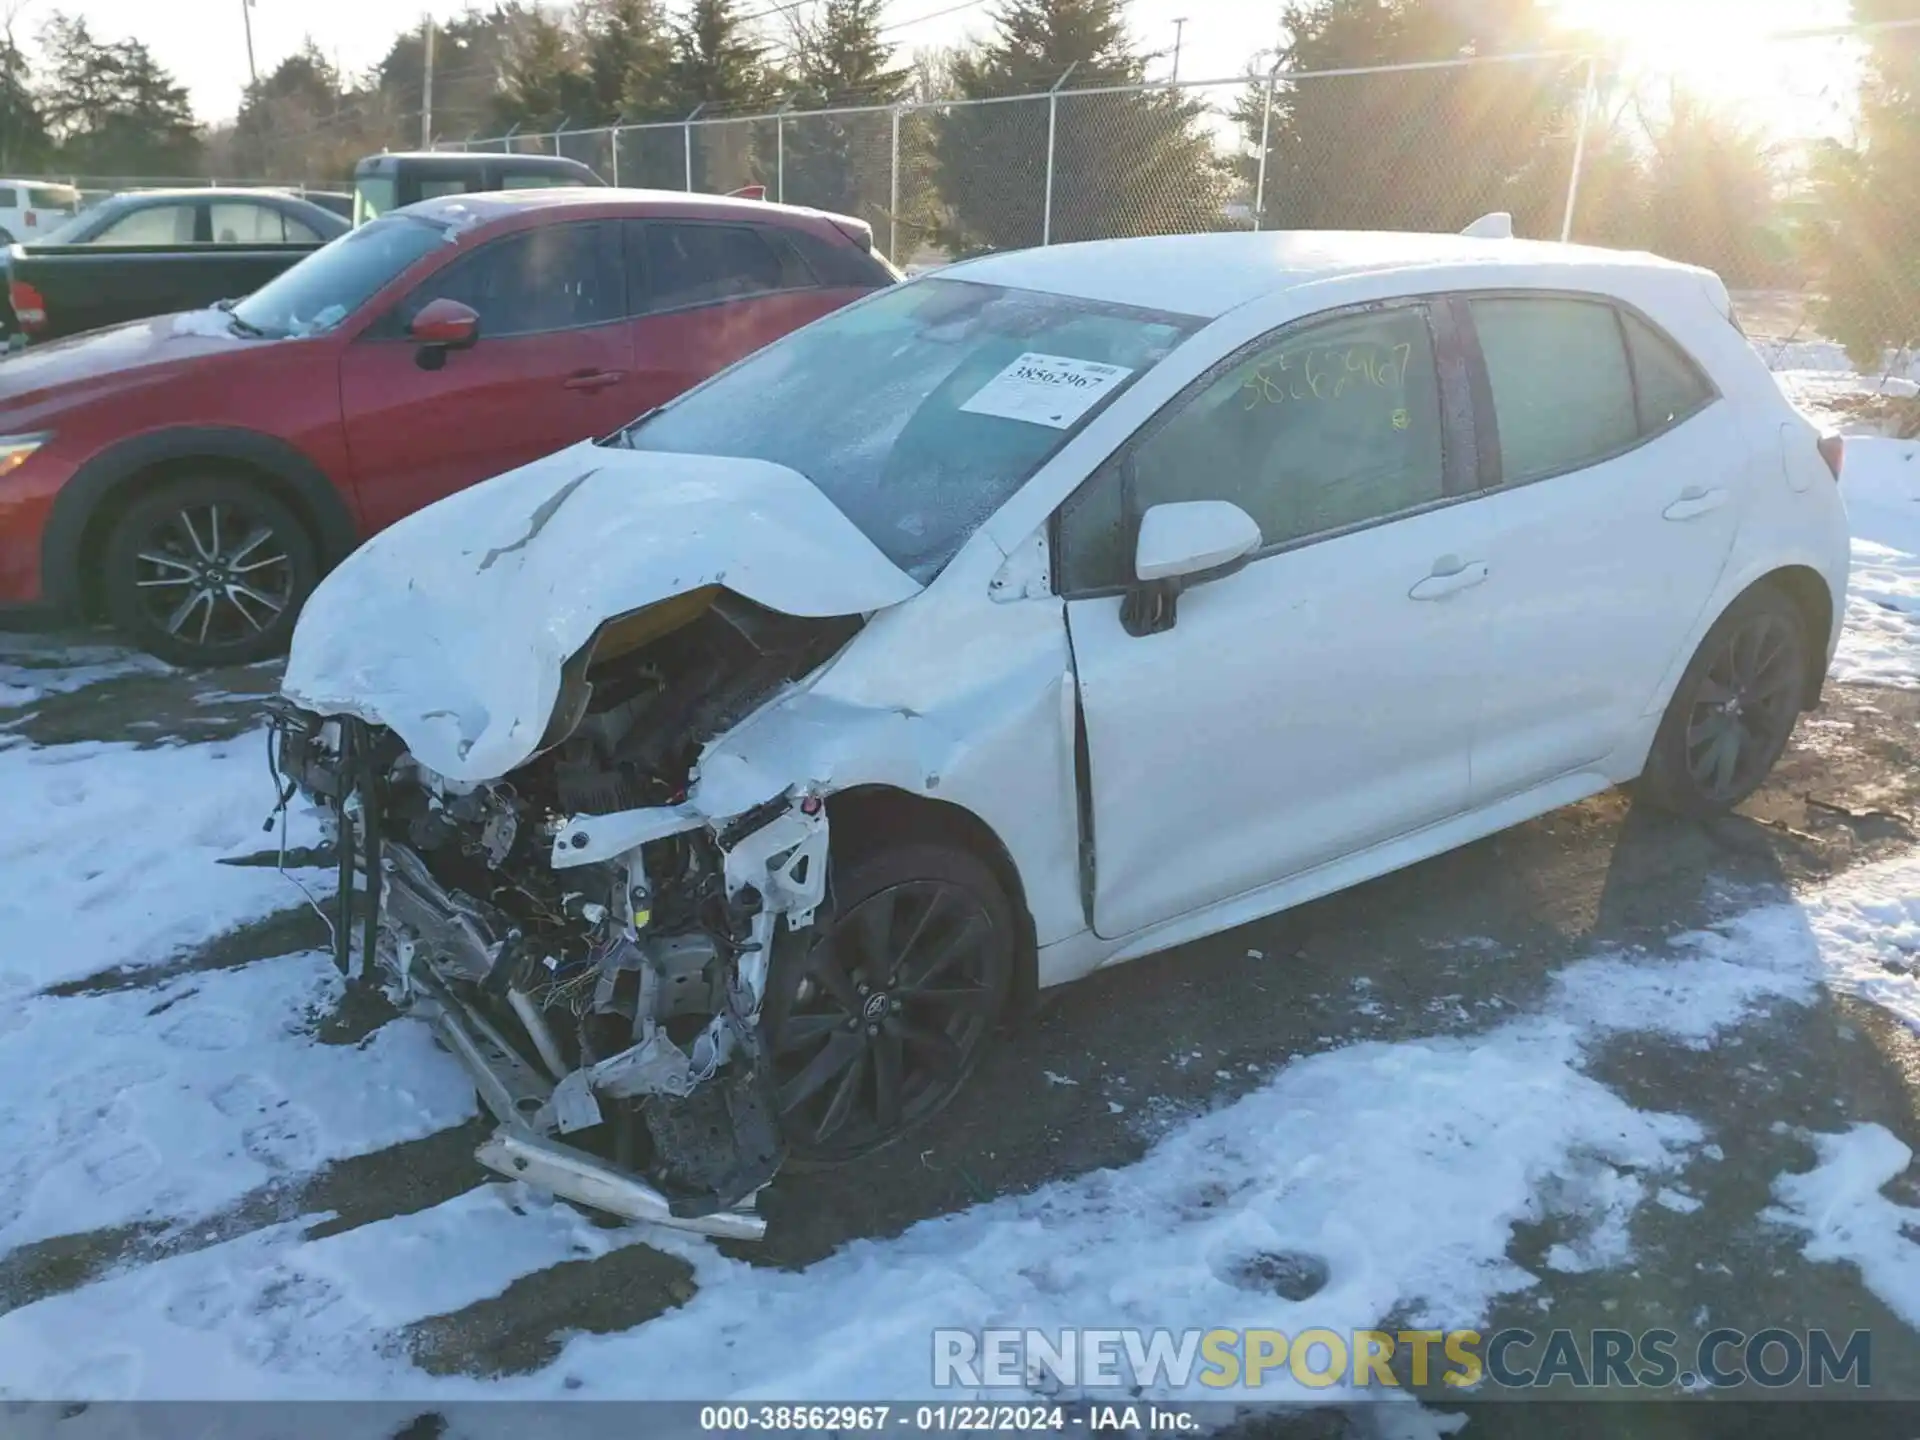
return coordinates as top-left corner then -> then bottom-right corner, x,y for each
0,190 -> 895,665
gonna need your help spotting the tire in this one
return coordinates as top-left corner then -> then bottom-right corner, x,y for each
102,472 -> 318,667
761,839 -> 1016,1167
1637,584 -> 1810,819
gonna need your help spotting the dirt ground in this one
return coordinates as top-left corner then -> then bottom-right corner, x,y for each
4,630 -> 1919,1430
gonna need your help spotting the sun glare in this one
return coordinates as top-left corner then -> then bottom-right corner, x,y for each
1550,0 -> 1858,130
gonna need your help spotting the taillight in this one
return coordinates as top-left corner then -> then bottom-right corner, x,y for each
21,210 -> 34,228
8,279 -> 44,332
1818,434 -> 1844,482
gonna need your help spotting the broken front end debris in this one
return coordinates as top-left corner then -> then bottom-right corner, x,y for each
269,592 -> 859,1241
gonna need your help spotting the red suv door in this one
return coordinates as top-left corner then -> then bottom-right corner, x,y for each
620,219 -> 871,418
338,219 -> 632,532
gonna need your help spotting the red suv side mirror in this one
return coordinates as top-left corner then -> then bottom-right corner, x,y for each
409,298 -> 480,349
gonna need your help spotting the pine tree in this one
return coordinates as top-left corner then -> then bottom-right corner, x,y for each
1236,0 -> 1574,234
1806,0 -> 1920,367
667,0 -> 775,193
493,8 -> 598,135
780,0 -> 908,225
38,13 -> 199,177
0,32 -> 46,172
580,0 -> 675,122
933,0 -> 1227,254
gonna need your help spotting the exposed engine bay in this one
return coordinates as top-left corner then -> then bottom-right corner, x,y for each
269,590 -> 862,1240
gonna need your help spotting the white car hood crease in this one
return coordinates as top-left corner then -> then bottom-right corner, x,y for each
281,441 -> 923,783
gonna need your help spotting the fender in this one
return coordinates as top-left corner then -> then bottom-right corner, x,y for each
38,426 -> 360,612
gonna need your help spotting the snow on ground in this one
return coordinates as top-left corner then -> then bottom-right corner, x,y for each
1767,1124 -> 1920,1332
5,847 -> 1920,1405
0,949 -> 475,1252
0,731 -> 329,994
0,632 -> 171,709
1834,436 -> 1920,689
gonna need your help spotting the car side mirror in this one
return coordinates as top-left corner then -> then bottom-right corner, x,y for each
409,298 -> 479,370
1121,500 -> 1262,638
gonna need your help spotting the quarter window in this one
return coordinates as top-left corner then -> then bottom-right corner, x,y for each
1622,310 -> 1714,432
400,222 -> 616,337
1469,297 -> 1640,483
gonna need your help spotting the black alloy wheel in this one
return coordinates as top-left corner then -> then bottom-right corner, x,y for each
103,475 -> 318,667
1682,609 -> 1805,805
1641,584 -> 1811,818
764,846 -> 1013,1165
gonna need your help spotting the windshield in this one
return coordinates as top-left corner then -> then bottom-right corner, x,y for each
352,175 -> 397,227
621,278 -> 1198,580
230,214 -> 447,338
40,203 -> 109,244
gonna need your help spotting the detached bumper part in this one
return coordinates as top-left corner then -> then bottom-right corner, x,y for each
401,937 -> 768,1242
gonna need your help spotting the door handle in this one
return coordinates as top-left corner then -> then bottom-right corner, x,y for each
1408,560 -> 1490,602
564,369 -> 625,393
1663,486 -> 1730,522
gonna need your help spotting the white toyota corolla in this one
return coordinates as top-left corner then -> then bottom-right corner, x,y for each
274,225 -> 1850,1238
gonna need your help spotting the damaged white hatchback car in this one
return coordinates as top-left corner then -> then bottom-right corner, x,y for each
273,228 -> 1850,1238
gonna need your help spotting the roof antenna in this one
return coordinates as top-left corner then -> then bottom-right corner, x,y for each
1461,212 -> 1514,240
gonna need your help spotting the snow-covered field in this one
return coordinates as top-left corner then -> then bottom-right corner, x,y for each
0,341 -> 1918,1415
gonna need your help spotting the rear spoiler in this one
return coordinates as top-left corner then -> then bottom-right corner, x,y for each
723,183 -> 874,253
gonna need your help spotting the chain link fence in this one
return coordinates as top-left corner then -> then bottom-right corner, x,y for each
415,20 -> 1917,397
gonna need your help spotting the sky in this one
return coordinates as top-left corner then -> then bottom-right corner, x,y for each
17,0 -> 1858,129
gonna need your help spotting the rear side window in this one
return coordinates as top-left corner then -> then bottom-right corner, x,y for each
1622,311 -> 1714,433
401,221 -> 618,337
779,226 -> 893,288
211,202 -> 291,244
637,222 -> 809,312
1470,297 -> 1638,484
0,188 -> 16,209
28,186 -> 76,210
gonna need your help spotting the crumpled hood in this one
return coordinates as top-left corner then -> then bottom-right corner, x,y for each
281,441 -> 922,783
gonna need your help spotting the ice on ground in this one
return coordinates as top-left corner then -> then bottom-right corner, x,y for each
0,949 -> 475,1256
1833,437 -> 1920,689
0,732 -> 330,993
1765,1124 -> 1920,1330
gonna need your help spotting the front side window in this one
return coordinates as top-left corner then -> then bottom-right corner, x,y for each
621,277 -> 1198,580
1058,305 -> 1446,592
91,202 -> 197,246
398,221 -> 616,337
230,213 -> 448,338
639,222 -> 806,312
1470,297 -> 1639,484
28,185 -> 77,211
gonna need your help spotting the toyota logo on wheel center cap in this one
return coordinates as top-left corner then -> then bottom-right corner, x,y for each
862,991 -> 889,1021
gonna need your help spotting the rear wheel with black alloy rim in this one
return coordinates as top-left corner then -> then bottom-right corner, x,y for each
1638,583 -> 1812,819
762,840 -> 1015,1166
102,474 -> 318,667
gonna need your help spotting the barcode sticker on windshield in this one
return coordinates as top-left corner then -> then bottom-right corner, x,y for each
958,352 -> 1133,429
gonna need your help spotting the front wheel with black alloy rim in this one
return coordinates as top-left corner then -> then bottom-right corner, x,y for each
761,840 -> 1015,1166
102,474 -> 318,667
1638,584 -> 1812,819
